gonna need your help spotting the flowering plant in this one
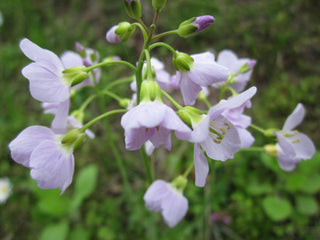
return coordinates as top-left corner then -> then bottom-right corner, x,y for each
8,0 -> 316,229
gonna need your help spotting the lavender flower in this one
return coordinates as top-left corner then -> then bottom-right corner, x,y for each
174,51 -> 229,105
177,87 -> 257,186
274,103 -> 316,171
20,38 -> 70,103
121,100 -> 191,151
106,25 -> 121,43
178,15 -> 215,38
8,126 -> 78,193
144,180 -> 188,227
216,50 -> 256,92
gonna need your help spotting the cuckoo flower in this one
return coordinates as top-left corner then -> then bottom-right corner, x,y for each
274,103 -> 316,171
144,179 -> 188,227
222,98 -> 255,148
216,50 -> 256,92
177,15 -> 215,38
121,81 -> 191,151
173,51 -> 229,105
177,87 -> 257,186
20,38 -> 71,103
106,25 -> 121,43
8,125 -> 84,193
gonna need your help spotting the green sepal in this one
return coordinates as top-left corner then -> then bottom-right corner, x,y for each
177,106 -> 204,129
115,22 -> 136,41
172,51 -> 194,72
124,0 -> 142,19
177,17 -> 198,38
140,80 -> 162,102
152,0 -> 167,12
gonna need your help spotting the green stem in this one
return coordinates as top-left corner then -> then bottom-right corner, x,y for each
86,60 -> 136,72
105,76 -> 134,90
135,50 -> 146,104
239,147 -> 265,152
81,109 -> 127,131
79,95 -> 97,112
183,160 -> 194,178
151,30 -> 178,41
132,22 -> 148,40
102,89 -> 123,103
141,147 -> 153,184
161,90 -> 183,110
250,124 -> 268,135
149,42 -> 177,57
144,49 -> 153,80
137,18 -> 149,33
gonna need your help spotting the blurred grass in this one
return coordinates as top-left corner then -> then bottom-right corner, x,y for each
0,0 -> 319,239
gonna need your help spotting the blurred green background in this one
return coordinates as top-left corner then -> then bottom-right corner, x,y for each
0,0 -> 319,239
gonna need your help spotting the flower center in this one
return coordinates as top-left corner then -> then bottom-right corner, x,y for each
209,121 -> 231,144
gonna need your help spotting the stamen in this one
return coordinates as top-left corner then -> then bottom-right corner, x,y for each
156,125 -> 160,131
220,128 -> 226,135
224,122 -> 231,129
210,128 -> 224,140
283,130 -> 299,138
292,139 -> 300,143
145,128 -> 149,132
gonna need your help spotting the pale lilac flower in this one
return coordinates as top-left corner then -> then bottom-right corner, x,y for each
8,126 -> 75,193
222,98 -> 255,148
177,87 -> 257,186
0,178 -> 12,203
193,15 -> 215,33
144,180 -> 188,227
216,50 -> 256,92
106,25 -> 121,43
20,38 -> 70,103
177,15 -> 215,38
274,103 -> 316,171
145,140 -> 155,156
121,100 -> 191,151
175,52 -> 229,105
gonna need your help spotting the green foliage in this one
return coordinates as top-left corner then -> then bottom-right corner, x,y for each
40,221 -> 69,240
262,196 -> 293,221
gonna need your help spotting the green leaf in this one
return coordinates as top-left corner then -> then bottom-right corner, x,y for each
40,221 -> 69,240
298,174 -> 320,194
69,225 -> 90,240
246,182 -> 273,196
72,164 -> 98,209
285,173 -> 306,193
262,196 -> 292,221
36,189 -> 70,217
296,195 -> 318,216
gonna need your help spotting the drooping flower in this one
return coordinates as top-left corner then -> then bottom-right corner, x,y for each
216,50 -> 256,92
0,178 -> 12,203
177,87 -> 257,186
173,51 -> 229,105
106,22 -> 136,43
8,126 -> 84,193
121,81 -> 191,151
106,25 -> 121,43
20,38 -> 71,103
144,179 -> 188,227
273,103 -> 316,171
222,97 -> 255,148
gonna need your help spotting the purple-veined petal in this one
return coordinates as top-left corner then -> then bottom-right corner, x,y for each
194,144 -> 209,187
180,73 -> 202,106
8,126 -> 55,167
144,180 -> 170,211
150,127 -> 171,150
51,99 -> 70,134
275,132 -> 296,159
283,103 -> 305,131
161,188 -> 188,227
124,127 -> 155,150
237,128 -> 255,148
29,140 -> 74,193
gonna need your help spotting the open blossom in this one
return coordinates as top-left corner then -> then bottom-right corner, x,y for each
8,126 -> 76,193
20,38 -> 70,103
274,103 -> 316,171
0,178 -> 12,203
121,100 -> 191,151
216,50 -> 256,92
144,180 -> 188,227
177,87 -> 257,187
222,97 -> 255,148
174,52 -> 229,105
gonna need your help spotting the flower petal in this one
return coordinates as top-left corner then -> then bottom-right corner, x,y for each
51,99 -> 70,134
194,144 -> 209,187
30,140 -> 74,193
124,127 -> 155,151
8,126 -> 55,167
144,180 -> 170,212
180,73 -> 202,105
283,103 -> 305,131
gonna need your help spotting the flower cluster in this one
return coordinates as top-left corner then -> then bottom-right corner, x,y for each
8,1 -> 316,228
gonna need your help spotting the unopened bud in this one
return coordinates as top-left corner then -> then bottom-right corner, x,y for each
124,0 -> 142,19
264,144 -> 278,157
106,25 -> 121,44
171,175 -> 188,192
62,66 -> 89,86
140,80 -> 162,102
173,52 -> 194,72
152,0 -> 167,12
178,15 -> 215,38
114,22 -> 136,42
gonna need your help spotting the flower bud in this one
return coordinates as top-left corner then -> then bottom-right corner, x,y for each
124,0 -> 142,19
171,175 -> 188,192
62,66 -> 89,86
264,144 -> 278,157
178,15 -> 215,38
173,52 -> 194,72
152,0 -> 167,12
61,128 -> 84,146
107,22 -> 136,43
140,80 -> 162,102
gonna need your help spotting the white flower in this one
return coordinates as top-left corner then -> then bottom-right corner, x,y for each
0,178 -> 12,203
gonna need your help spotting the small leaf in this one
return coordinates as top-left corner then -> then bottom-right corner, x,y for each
246,182 -> 273,196
296,195 -> 318,216
72,164 -> 98,209
69,225 -> 90,240
299,175 -> 320,194
40,221 -> 69,240
285,173 -> 306,193
262,196 -> 292,221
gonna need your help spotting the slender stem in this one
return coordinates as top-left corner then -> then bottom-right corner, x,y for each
137,18 -> 149,33
250,124 -> 268,135
81,109 -> 127,131
86,60 -> 136,72
79,95 -> 97,112
161,90 -> 183,110
141,147 -> 153,184
183,160 -> 194,178
135,50 -> 146,104
239,146 -> 265,152
201,97 -> 211,109
151,30 -> 178,41
149,42 -> 177,57
132,22 -> 148,40
102,89 -> 123,103
144,49 -> 153,80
